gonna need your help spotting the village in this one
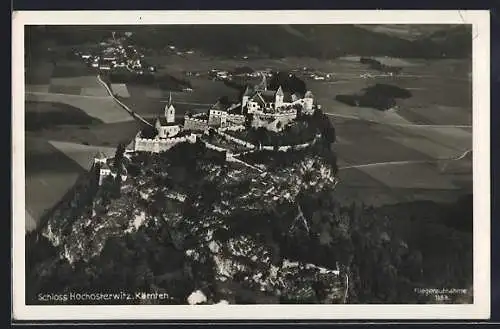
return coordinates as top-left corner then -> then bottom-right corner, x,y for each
75,32 -> 156,75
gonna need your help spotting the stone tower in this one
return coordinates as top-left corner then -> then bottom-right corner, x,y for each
304,90 -> 314,112
275,86 -> 284,108
165,92 -> 176,123
256,73 -> 267,91
242,85 -> 252,108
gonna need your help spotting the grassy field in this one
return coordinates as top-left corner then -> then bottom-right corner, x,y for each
26,120 -> 140,148
25,101 -> 103,131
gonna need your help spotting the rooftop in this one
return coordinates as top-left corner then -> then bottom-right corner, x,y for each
156,117 -> 179,126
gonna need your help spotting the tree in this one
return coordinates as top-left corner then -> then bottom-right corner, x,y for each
256,127 -> 268,146
113,143 -> 126,171
244,113 -> 253,129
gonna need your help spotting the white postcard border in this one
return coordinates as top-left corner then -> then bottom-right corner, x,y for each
12,10 -> 491,321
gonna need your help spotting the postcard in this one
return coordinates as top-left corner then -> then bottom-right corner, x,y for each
12,10 -> 490,321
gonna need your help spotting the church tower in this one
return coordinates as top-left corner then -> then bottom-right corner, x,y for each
275,86 -> 284,108
165,92 -> 176,123
256,73 -> 267,91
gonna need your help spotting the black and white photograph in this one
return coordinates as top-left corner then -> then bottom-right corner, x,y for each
12,10 -> 490,321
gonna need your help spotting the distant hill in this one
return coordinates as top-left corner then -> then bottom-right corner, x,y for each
26,24 -> 472,60
417,25 -> 472,58
354,24 -> 458,40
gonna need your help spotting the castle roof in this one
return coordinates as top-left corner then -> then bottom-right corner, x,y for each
100,158 -> 115,171
251,89 -> 293,104
125,139 -> 135,151
228,104 -> 243,114
255,74 -> 267,91
276,86 -> 284,96
100,162 -> 111,171
282,92 -> 293,103
252,91 -> 275,104
243,85 -> 253,97
211,100 -> 227,111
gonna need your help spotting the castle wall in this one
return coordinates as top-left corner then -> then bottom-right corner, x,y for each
134,134 -> 197,153
203,141 -> 228,153
254,109 -> 297,122
227,114 -> 245,125
216,129 -> 256,149
184,117 -> 209,131
208,115 -> 222,127
259,137 -> 317,152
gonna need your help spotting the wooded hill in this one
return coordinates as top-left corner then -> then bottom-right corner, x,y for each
26,24 -> 472,59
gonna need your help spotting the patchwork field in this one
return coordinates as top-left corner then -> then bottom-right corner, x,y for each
24,58 -> 143,232
25,137 -> 86,228
24,132 -> 137,233
110,83 -> 131,98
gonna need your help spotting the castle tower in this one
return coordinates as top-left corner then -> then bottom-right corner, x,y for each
242,85 -> 252,108
256,73 -> 267,91
275,86 -> 284,108
93,151 -> 107,166
304,90 -> 314,112
165,92 -> 176,123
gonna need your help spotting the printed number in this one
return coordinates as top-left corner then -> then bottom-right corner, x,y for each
435,294 -> 450,302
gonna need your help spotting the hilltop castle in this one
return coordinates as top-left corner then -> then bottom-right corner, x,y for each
243,74 -> 315,115
132,92 -> 197,153
183,74 -> 317,133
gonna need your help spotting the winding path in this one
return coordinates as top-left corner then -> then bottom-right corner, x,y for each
339,149 -> 472,170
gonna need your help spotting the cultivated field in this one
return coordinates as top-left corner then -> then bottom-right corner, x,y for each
110,83 -> 131,98
24,59 -> 142,232
25,137 -> 87,231
48,140 -> 117,170
25,92 -> 133,124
